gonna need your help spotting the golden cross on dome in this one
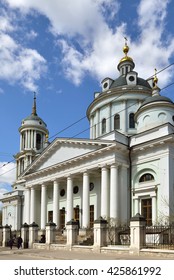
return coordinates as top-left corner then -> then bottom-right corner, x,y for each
124,37 -> 128,45
153,68 -> 158,87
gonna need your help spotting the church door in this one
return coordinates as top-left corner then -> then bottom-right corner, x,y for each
141,198 -> 152,226
60,209 -> 65,229
48,211 -> 53,222
90,205 -> 94,228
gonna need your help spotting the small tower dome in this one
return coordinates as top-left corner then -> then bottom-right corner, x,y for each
117,39 -> 135,75
135,71 -> 174,132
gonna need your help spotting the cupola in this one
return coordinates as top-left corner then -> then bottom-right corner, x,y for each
117,39 -> 135,76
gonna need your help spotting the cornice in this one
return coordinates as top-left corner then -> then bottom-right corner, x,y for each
86,87 -> 151,118
131,134 -> 174,152
23,142 -> 126,180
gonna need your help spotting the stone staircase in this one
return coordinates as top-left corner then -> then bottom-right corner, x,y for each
54,230 -> 66,244
54,229 -> 94,245
77,235 -> 94,246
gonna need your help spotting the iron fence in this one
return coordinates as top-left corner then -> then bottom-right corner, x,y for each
143,225 -> 174,250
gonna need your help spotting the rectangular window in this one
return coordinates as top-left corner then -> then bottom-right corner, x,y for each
141,198 -> 152,226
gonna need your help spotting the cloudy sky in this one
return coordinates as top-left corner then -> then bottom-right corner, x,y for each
0,0 -> 174,202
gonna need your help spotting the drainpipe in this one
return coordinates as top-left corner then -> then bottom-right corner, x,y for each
128,136 -> 132,221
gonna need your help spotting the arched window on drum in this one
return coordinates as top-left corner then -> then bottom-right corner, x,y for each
102,118 -> 106,134
114,114 -> 120,129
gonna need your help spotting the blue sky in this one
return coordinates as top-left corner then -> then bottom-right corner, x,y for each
0,0 -> 174,200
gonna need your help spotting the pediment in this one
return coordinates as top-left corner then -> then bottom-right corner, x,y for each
22,138 -> 113,175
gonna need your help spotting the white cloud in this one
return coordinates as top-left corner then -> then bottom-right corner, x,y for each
0,162 -> 16,185
0,162 -> 15,208
0,187 -> 9,209
0,30 -> 47,91
26,30 -> 38,40
3,0 -> 174,88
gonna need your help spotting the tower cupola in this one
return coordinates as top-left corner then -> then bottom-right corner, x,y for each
15,94 -> 49,177
117,38 -> 135,75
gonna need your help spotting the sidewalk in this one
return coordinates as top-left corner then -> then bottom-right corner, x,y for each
0,246 -> 171,260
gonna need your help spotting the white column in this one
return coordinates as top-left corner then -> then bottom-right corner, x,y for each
31,130 -> 33,148
53,180 -> 60,228
152,196 -> 157,225
107,103 -> 111,133
96,109 -> 100,137
90,116 -> 94,139
30,188 -> 35,224
82,172 -> 90,228
2,207 -> 5,226
25,131 -> 27,148
134,198 -> 139,215
101,166 -> 109,218
24,188 -> 30,224
66,177 -> 73,223
4,207 -> 7,225
20,134 -> 22,151
15,204 -> 19,230
41,184 -> 47,229
122,100 -> 127,132
110,164 -> 119,220
34,131 -> 36,148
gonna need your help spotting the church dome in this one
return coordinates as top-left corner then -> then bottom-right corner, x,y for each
138,95 -> 173,109
135,81 -> 174,133
20,95 -> 48,130
110,76 -> 151,90
22,114 -> 47,128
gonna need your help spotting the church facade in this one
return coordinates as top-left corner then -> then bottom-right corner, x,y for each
1,43 -> 174,230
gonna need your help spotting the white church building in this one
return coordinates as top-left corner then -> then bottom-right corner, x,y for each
1,42 -> 174,231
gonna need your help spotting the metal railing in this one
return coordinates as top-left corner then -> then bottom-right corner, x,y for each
143,225 -> 174,250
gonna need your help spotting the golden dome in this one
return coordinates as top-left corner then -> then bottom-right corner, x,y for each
119,56 -> 133,63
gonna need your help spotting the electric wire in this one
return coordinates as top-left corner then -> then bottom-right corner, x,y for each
0,62 -> 174,176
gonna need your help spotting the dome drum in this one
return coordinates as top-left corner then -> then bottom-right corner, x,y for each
135,104 -> 174,133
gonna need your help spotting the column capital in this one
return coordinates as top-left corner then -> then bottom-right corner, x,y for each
83,170 -> 89,176
53,179 -> 59,185
100,165 -> 109,170
110,163 -> 119,169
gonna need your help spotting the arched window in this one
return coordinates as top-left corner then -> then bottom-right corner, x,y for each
139,173 -> 154,183
102,118 -> 106,134
129,113 -> 135,128
114,114 -> 120,129
36,133 -> 42,150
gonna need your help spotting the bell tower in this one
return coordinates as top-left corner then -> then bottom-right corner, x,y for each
15,94 -> 49,178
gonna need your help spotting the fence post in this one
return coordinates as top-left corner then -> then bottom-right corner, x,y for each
129,213 -> 146,255
2,225 -> 11,247
66,220 -> 78,248
46,222 -> 56,247
29,222 -> 39,248
21,223 -> 29,249
93,217 -> 107,250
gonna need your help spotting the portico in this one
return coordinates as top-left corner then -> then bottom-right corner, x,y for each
22,142 -> 129,230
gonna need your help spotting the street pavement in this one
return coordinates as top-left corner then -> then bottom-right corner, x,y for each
0,246 -> 173,260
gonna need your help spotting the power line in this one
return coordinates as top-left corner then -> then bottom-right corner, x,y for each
69,80 -> 174,139
0,62 -> 174,176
